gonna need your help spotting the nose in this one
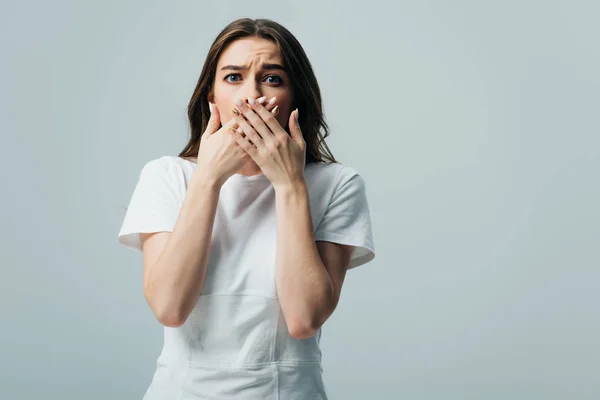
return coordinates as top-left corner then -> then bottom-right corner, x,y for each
242,80 -> 262,101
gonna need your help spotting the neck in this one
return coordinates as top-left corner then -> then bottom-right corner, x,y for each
182,157 -> 263,177
236,161 -> 263,176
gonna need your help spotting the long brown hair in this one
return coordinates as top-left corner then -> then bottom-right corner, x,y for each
178,18 -> 337,165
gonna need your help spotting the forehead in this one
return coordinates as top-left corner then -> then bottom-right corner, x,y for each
217,37 -> 282,68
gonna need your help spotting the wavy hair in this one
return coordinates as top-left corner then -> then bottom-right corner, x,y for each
178,18 -> 337,165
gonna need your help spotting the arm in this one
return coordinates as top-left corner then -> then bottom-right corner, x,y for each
274,180 -> 353,339
142,171 -> 221,327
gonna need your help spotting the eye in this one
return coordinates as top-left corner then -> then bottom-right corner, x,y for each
224,74 -> 241,83
265,75 -> 283,85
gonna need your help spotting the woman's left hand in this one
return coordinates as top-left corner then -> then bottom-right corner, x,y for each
230,97 -> 306,188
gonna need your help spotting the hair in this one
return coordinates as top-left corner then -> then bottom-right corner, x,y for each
178,18 -> 337,165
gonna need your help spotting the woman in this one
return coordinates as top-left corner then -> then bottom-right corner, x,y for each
118,17 -> 375,400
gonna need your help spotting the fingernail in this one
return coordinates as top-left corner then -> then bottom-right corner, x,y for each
271,105 -> 279,116
232,108 -> 240,116
257,96 -> 267,103
209,102 -> 213,113
295,109 -> 299,121
268,97 -> 277,106
235,99 -> 243,107
247,97 -> 256,105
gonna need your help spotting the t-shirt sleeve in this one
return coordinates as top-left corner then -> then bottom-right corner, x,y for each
314,165 -> 376,270
117,158 -> 183,252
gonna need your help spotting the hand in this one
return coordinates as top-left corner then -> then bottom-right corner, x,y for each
195,102 -> 251,186
230,97 -> 306,189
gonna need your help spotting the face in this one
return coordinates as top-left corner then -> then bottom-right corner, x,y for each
210,37 -> 293,130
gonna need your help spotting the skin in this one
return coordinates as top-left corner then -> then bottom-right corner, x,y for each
208,37 -> 294,177
208,38 -> 354,337
140,37 -> 354,338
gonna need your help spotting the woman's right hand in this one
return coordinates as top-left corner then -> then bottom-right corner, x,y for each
195,99 -> 279,186
195,102 -> 250,186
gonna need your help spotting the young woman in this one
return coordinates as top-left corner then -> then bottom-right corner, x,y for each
118,17 -> 375,400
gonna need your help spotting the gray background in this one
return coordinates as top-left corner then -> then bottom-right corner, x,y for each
1,0 -> 598,399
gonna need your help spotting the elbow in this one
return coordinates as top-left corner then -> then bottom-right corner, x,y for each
154,301 -> 192,327
287,317 -> 321,340
145,291 -> 188,328
156,311 -> 186,328
288,323 -> 317,340
287,294 -> 336,339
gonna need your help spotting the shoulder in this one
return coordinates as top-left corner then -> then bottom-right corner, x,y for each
305,161 -> 350,181
142,155 -> 185,169
306,161 -> 364,189
139,155 -> 188,177
135,156 -> 190,198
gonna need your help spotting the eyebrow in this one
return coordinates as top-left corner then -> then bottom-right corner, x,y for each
219,63 -> 287,72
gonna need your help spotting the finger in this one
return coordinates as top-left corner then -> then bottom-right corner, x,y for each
248,97 -> 285,139
229,125 -> 259,158
221,116 -> 239,131
230,126 -> 252,144
232,107 -> 264,148
237,98 -> 275,144
204,102 -> 221,136
216,111 -> 241,137
228,97 -> 277,138
288,108 -> 304,144
257,96 -> 280,117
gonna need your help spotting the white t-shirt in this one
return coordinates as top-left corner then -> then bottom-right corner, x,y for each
118,155 -> 375,400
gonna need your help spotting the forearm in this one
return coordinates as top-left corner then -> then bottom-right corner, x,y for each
146,171 -> 221,325
274,180 -> 334,338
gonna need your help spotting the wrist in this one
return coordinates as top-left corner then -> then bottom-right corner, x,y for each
273,178 -> 307,196
190,170 -> 223,192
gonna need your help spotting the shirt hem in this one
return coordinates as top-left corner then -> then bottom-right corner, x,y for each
156,356 -> 322,369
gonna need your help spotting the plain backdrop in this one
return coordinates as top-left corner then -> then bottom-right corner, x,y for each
1,0 -> 598,399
